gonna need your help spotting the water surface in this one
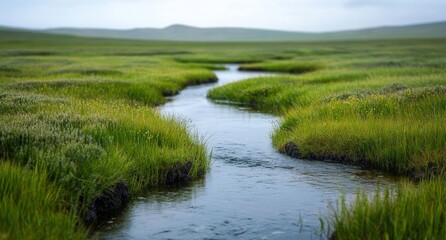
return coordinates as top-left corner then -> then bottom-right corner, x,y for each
97,65 -> 392,239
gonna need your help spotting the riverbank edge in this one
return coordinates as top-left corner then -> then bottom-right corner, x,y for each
278,141 -> 443,182
84,160 -> 195,225
82,74 -> 219,225
206,65 -> 445,239
207,67 -> 443,180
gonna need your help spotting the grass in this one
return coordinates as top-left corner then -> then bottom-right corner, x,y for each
0,162 -> 87,240
1,29 -> 445,239
207,38 -> 446,239
327,179 -> 446,240
0,30 -> 217,238
238,60 -> 323,73
272,86 -> 446,175
208,40 -> 446,177
0,92 -> 208,206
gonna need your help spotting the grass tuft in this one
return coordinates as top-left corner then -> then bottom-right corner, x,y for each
328,179 -> 446,240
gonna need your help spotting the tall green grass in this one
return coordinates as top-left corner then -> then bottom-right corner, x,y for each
0,31 -> 219,239
206,39 -> 446,239
0,92 -> 208,213
238,60 -> 323,73
273,86 -> 446,175
0,55 -> 217,105
1,29 -> 446,239
328,179 -> 446,240
0,162 -> 87,240
209,40 -> 446,177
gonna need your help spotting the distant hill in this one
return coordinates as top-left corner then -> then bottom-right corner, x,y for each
314,21 -> 446,41
43,24 -> 309,42
2,21 -> 446,42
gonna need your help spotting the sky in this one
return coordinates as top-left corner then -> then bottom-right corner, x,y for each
0,0 -> 445,32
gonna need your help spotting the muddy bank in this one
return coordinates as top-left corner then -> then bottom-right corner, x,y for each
84,180 -> 130,225
279,141 -> 443,182
165,160 -> 194,184
279,142 -> 369,168
86,161 -> 195,224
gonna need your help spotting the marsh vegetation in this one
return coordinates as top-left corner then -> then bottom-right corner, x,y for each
0,28 -> 445,239
208,39 -> 446,239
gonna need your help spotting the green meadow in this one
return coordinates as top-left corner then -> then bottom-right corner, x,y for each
0,30 -> 215,239
208,39 -> 446,238
1,28 -> 445,239
208,39 -> 446,177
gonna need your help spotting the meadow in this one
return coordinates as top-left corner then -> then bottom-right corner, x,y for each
207,39 -> 446,238
1,29 -> 445,239
0,30 -> 217,238
208,39 -> 446,177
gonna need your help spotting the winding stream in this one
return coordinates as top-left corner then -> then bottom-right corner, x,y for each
97,65 -> 393,239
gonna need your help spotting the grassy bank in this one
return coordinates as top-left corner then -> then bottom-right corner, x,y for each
0,30 -> 216,238
207,39 -> 446,239
208,39 -> 446,177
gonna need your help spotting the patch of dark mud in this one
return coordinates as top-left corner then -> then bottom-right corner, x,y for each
408,163 -> 445,182
280,141 -> 368,167
279,141 -> 443,182
84,180 -> 130,225
165,160 -> 193,184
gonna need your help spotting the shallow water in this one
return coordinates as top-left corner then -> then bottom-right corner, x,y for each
97,65 -> 393,239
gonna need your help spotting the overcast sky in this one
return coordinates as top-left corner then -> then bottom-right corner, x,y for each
0,0 -> 445,32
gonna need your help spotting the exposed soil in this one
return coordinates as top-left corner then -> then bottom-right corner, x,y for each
279,141 -> 443,182
86,161 -> 195,225
279,141 -> 368,168
84,180 -> 130,225
165,160 -> 193,184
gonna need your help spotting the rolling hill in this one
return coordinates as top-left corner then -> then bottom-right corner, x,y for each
2,21 -> 446,42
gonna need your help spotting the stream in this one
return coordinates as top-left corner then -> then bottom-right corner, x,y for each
96,65 -> 393,239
